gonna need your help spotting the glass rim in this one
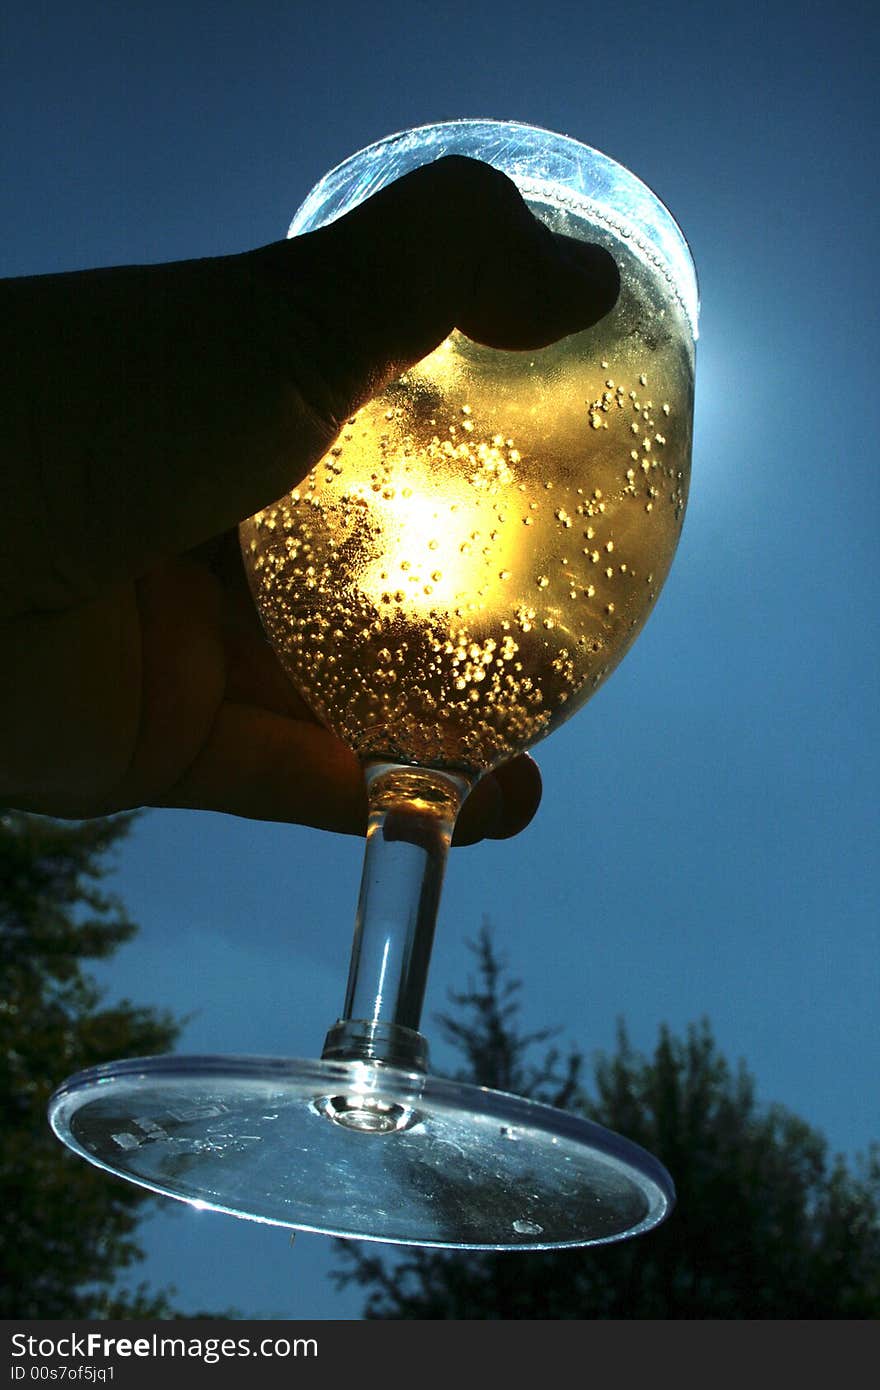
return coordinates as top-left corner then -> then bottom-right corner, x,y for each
48,1050 -> 661,1161
290,117 -> 699,338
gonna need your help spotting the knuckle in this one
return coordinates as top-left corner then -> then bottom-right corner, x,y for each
425,154 -> 521,209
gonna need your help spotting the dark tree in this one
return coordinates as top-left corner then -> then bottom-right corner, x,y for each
0,809 -> 184,1317
334,926 -> 880,1319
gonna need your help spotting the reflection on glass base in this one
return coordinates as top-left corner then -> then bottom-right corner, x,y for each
48,1055 -> 674,1250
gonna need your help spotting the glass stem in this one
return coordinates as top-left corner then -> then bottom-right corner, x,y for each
321,761 -> 472,1072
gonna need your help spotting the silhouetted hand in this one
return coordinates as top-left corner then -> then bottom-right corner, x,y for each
0,156 -> 618,842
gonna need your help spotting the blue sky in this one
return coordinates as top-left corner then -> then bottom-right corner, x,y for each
3,0 -> 878,1319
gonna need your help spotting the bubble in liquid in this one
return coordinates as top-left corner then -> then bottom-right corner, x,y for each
513,1219 -> 544,1236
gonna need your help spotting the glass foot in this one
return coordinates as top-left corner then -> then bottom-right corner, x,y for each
49,1054 -> 674,1249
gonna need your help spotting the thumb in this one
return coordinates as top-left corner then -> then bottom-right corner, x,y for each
253,154 -> 619,435
1,158 -> 619,614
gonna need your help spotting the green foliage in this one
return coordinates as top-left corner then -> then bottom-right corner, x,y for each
334,925 -> 880,1319
0,810 -> 182,1317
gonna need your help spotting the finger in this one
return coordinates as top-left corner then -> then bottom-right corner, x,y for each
154,703 -> 369,833
258,156 -> 620,424
154,697 -> 540,849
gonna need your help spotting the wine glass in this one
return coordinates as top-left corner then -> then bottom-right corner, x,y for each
49,120 -> 698,1250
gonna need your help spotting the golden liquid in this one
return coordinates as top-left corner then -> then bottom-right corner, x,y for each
241,200 -> 695,775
